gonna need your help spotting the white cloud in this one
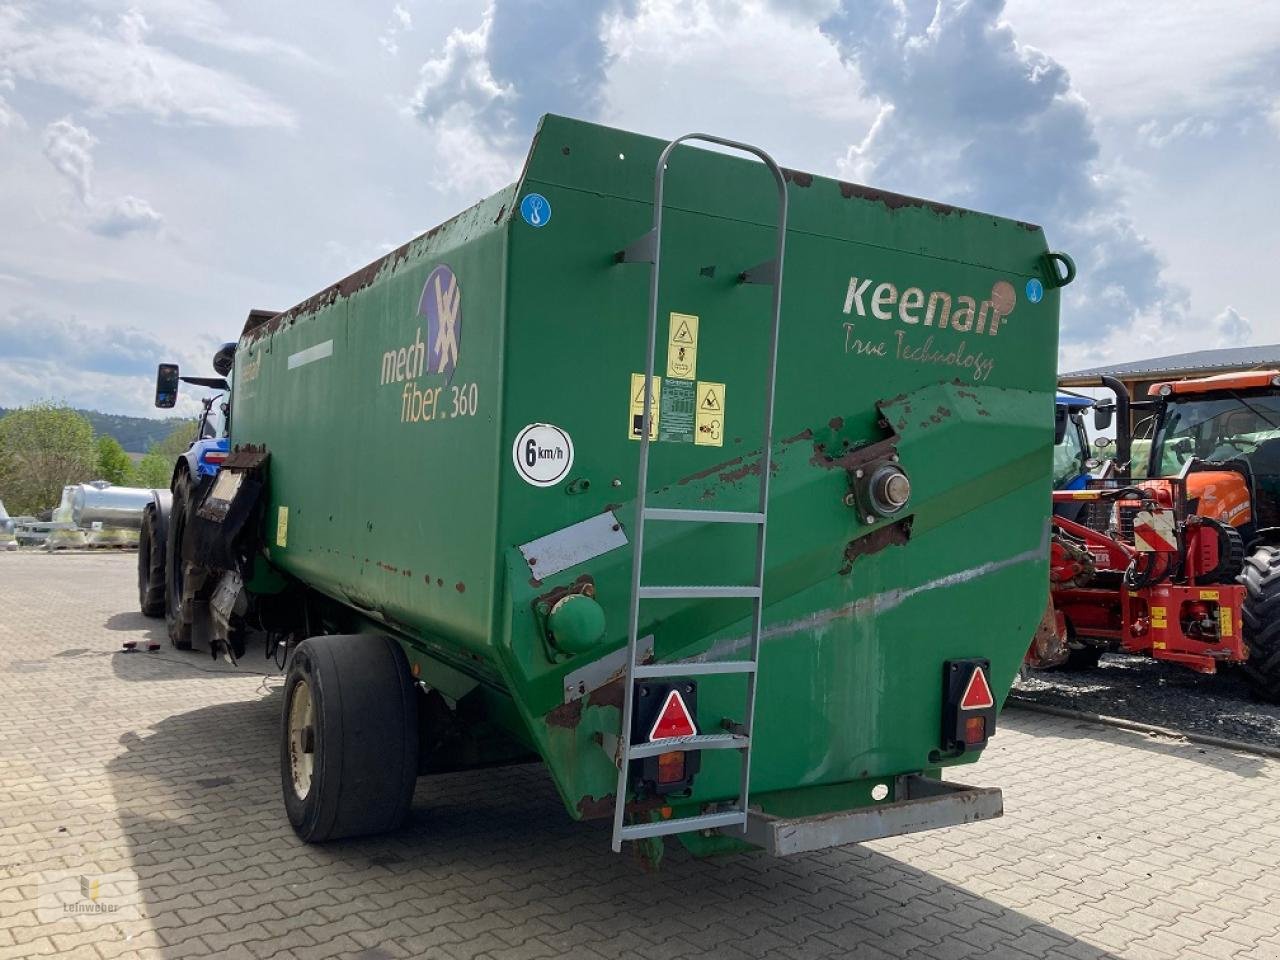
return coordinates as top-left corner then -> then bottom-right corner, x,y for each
380,4 -> 413,56
0,5 -> 295,127
1137,117 -> 1218,149
818,0 -> 1192,353
42,119 -> 96,203
80,0 -> 315,64
408,7 -> 519,193
0,66 -> 21,128
1210,306 -> 1251,347
41,118 -> 164,237
0,306 -> 218,417
1003,0 -> 1280,123
0,358 -> 206,419
602,0 -> 876,172
91,195 -> 164,237
410,7 -> 510,132
411,0 -> 617,149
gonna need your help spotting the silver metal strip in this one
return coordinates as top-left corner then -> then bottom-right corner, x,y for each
619,809 -> 746,841
287,339 -> 333,370
637,585 -> 761,599
628,734 -> 749,759
562,635 -> 654,704
633,660 -> 756,678
520,511 -> 628,579
642,508 -> 766,524
734,777 -> 1004,857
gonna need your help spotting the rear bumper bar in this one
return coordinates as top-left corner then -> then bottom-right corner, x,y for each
732,774 -> 1003,857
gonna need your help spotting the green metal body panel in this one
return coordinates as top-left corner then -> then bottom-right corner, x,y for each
233,116 -> 1062,834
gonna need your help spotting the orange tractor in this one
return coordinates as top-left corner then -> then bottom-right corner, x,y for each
1041,370 -> 1280,702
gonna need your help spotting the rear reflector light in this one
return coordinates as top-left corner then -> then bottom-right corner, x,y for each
648,689 -> 697,741
963,716 -> 987,745
942,659 -> 997,754
656,751 -> 685,785
205,452 -> 228,464
631,681 -> 701,796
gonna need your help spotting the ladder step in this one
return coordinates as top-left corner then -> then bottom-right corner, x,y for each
618,809 -> 747,842
628,734 -> 749,759
637,585 -> 760,599
643,508 -> 766,525
633,660 -> 756,678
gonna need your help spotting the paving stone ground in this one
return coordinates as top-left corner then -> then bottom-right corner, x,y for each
2,552 -> 1279,960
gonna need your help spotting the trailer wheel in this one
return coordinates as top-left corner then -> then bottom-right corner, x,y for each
281,634 -> 419,842
1242,545 -> 1280,703
137,503 -> 166,618
164,472 -> 194,649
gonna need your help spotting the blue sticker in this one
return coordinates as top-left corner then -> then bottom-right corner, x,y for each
520,193 -> 551,228
1026,278 -> 1044,304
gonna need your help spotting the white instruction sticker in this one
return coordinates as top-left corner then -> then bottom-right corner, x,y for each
512,423 -> 574,487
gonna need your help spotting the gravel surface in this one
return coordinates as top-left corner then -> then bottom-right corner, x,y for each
1013,652 -> 1280,748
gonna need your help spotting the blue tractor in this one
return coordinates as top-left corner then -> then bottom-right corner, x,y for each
1054,393 -> 1096,492
137,341 -> 237,650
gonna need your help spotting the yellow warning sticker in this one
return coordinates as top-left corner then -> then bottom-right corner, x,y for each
666,312 -> 698,380
1151,604 -> 1167,628
628,373 -> 661,440
1199,590 -> 1220,600
1221,607 -> 1233,637
276,506 -> 289,548
695,380 -> 725,447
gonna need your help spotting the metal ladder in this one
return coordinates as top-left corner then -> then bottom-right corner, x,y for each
610,133 -> 789,852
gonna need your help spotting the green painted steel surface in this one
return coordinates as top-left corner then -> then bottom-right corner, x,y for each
233,115 -> 1062,831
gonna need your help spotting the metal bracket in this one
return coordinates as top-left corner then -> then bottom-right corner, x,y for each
615,229 -> 657,264
738,258 -> 779,285
563,635 -> 655,703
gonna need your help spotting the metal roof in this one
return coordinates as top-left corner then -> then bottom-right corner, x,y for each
1059,344 -> 1280,385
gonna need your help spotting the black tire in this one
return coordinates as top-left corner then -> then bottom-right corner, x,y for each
164,472 -> 193,649
1242,546 -> 1280,703
1047,642 -> 1103,671
281,634 -> 419,842
137,503 -> 166,618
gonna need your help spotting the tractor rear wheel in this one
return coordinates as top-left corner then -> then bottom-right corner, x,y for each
1242,545 -> 1280,703
164,472 -> 194,649
137,503 -> 166,618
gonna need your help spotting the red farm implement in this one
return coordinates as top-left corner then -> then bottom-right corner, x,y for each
1048,472 -> 1246,674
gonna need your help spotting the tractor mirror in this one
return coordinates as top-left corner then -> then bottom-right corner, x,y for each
1054,406 -> 1067,445
1094,404 -> 1113,431
155,363 -> 180,408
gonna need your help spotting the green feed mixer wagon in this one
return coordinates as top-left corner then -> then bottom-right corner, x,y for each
159,116 -> 1074,857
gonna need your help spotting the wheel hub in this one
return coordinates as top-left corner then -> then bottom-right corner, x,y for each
287,680 -> 315,799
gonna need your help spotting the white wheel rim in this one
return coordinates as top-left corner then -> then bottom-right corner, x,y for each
288,680 -> 315,799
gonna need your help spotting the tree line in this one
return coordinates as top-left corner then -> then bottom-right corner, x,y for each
0,402 -> 195,517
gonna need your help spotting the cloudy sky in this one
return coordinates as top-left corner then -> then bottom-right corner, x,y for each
1,0 -> 1277,417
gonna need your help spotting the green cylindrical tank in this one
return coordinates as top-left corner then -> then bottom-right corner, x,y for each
232,115 -> 1066,852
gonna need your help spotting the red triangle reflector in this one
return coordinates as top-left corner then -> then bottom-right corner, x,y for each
960,668 -> 994,710
648,690 -> 697,741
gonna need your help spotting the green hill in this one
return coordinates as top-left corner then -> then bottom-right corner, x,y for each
0,407 -> 190,453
